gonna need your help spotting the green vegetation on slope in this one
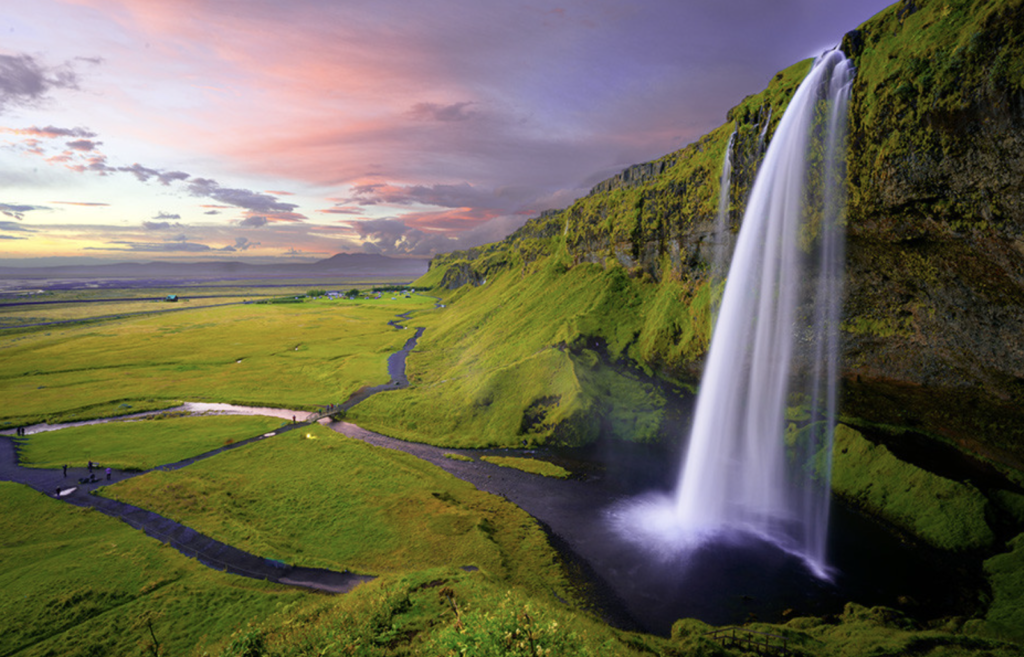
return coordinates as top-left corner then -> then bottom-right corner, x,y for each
829,424 -> 995,551
0,300 -> 418,428
17,413 -> 283,470
0,481 -> 318,657
362,55 -> 832,451
979,532 -> 1024,641
670,602 -> 1022,657
206,567 -> 668,657
845,0 -> 1024,226
349,256 -> 699,449
100,423 -> 567,593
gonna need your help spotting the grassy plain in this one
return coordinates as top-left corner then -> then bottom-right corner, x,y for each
99,423 -> 568,590
0,481 -> 321,657
0,296 -> 249,329
0,295 -> 430,430
18,413 -> 283,470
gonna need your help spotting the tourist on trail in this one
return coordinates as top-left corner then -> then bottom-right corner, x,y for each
63,464 -> 67,477
106,467 -> 112,481
87,460 -> 93,472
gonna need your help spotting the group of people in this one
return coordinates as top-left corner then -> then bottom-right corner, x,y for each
55,460 -> 113,497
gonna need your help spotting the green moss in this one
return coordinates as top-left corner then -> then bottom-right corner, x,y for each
479,455 -> 571,479
829,424 -> 995,551
980,532 -> 1024,642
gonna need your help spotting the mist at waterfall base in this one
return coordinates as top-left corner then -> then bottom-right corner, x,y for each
608,51 -> 854,585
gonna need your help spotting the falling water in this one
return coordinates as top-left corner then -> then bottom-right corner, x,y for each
758,108 -> 773,152
711,129 -> 736,282
675,50 -> 853,577
609,51 -> 853,580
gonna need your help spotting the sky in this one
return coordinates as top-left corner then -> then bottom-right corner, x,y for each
0,0 -> 895,265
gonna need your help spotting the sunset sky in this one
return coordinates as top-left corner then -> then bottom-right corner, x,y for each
1,0 -> 893,264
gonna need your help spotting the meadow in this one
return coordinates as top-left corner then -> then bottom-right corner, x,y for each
17,413 -> 284,470
0,292 -> 434,429
98,423 -> 568,584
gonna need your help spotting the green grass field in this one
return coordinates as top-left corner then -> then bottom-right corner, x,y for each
0,296 -> 431,429
0,481 -> 322,657
17,413 -> 284,470
0,296 -> 250,329
99,423 -> 568,591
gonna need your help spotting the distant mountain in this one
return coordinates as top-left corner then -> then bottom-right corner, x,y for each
0,253 -> 429,282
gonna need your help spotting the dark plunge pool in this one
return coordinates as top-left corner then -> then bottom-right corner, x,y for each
485,439 -> 982,636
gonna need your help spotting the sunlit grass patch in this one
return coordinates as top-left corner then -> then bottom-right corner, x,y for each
0,301 -> 414,426
18,414 -> 283,470
443,452 -> 474,462
0,481 -> 318,657
99,424 -> 567,592
480,455 -> 571,479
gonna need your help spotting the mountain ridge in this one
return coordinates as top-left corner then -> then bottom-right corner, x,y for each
0,252 -> 428,281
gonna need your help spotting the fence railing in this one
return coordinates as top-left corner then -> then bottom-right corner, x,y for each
704,627 -> 791,655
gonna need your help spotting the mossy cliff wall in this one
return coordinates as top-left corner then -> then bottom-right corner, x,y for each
424,0 -> 1024,470
840,0 -> 1024,469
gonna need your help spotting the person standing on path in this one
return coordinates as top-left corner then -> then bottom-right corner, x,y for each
106,467 -> 111,481
63,464 -> 67,477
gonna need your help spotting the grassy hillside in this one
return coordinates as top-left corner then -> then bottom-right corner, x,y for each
0,482 -> 320,657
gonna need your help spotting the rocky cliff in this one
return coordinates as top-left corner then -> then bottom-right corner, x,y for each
422,0 -> 1024,474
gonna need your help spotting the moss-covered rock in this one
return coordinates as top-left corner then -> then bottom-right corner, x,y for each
980,532 -> 1024,641
830,424 -> 995,551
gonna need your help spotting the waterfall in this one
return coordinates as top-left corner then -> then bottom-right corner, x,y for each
608,51 -> 853,580
674,50 -> 853,577
758,108 -> 773,152
711,129 -> 736,282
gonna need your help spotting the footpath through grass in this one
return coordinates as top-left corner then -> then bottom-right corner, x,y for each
99,423 -> 568,591
17,413 -> 284,471
0,481 -> 320,657
0,297 -> 427,429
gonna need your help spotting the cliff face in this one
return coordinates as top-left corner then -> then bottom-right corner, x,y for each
425,0 -> 1024,471
840,0 -> 1024,466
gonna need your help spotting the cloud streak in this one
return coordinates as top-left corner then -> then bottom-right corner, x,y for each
0,54 -> 80,114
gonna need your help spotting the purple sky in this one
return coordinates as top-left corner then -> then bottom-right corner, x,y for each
0,0 -> 894,263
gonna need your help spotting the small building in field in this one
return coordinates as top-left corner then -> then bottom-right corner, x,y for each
164,294 -> 178,302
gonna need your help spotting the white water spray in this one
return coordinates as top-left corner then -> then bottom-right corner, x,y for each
611,51 -> 853,579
